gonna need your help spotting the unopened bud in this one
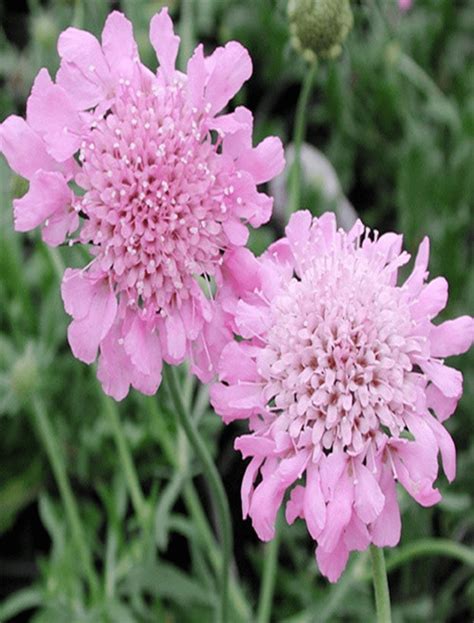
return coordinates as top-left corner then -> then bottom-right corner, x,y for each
288,0 -> 353,61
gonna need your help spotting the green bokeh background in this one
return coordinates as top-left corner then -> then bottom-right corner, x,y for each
0,1 -> 473,621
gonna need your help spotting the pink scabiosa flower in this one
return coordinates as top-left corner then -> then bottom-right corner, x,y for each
211,210 -> 473,582
399,0 -> 413,11
0,9 -> 284,400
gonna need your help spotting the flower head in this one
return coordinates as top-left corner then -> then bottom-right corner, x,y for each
211,210 -> 473,582
288,0 -> 353,62
0,9 -> 284,400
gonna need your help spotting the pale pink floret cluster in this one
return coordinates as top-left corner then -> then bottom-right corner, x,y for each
211,210 -> 473,582
0,9 -> 284,399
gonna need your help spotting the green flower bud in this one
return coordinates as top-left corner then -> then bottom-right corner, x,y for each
288,0 -> 353,62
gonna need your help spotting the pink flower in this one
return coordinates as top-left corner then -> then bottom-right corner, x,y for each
0,9 -> 284,400
399,0 -> 413,11
211,210 -> 473,582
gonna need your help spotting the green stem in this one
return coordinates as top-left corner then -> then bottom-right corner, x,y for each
146,396 -> 250,621
385,538 -> 474,573
288,59 -> 317,216
256,527 -> 280,623
370,546 -> 392,623
101,395 -> 148,528
163,365 -> 232,623
31,398 -> 99,598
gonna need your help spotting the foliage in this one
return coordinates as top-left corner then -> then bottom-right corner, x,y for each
0,0 -> 472,621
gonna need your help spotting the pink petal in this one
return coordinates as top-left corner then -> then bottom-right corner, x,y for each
41,207 -> 78,247
124,316 -> 161,377
343,514 -> 370,552
370,465 -> 401,548
187,44 -> 206,107
419,358 -> 463,399
222,219 -> 249,245
285,210 -> 312,252
430,316 -> 474,357
235,300 -> 271,339
318,468 -> 353,553
423,413 -> 456,482
241,457 -> 263,518
210,382 -> 262,422
425,383 -> 458,422
250,453 -> 307,541
204,42 -> 252,114
242,136 -> 285,185
316,540 -> 349,583
303,463 -> 326,538
235,435 -> 275,458
164,312 -> 187,363
57,27 -> 110,109
391,440 -> 441,507
222,247 -> 261,296
97,323 -> 133,401
102,11 -> 139,82
13,170 -> 72,234
0,115 -> 57,179
411,277 -> 448,319
218,341 -> 258,383
286,485 -> 305,524
405,236 -> 429,296
26,69 -> 82,161
66,277 -> 117,364
320,451 -> 348,500
353,461 -> 385,524
150,8 -> 180,82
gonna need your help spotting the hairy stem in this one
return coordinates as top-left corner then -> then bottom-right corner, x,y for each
370,545 -> 392,623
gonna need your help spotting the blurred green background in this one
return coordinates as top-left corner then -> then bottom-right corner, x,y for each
0,0 -> 473,621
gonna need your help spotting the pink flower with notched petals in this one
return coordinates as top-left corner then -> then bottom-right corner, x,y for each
0,9 -> 284,400
211,210 -> 473,582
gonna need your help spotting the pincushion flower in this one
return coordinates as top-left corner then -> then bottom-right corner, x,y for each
211,210 -> 473,582
0,9 -> 284,400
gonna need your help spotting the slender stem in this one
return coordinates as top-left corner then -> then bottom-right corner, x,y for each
31,398 -> 99,598
370,546 -> 392,623
146,396 -> 250,621
384,538 -> 474,573
163,365 -> 232,623
101,395 -> 148,528
256,527 -> 280,623
288,59 -> 317,216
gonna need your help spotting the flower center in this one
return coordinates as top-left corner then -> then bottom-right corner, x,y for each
76,81 -> 233,315
257,250 -> 422,460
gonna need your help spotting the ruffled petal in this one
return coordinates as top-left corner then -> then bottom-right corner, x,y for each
370,464 -> 401,548
303,463 -> 326,538
163,311 -> 187,363
0,115 -> 57,179
419,358 -> 463,399
102,11 -> 139,82
26,69 -> 82,161
57,27 -> 110,109
316,540 -> 349,583
425,383 -> 458,422
353,461 -> 385,524
61,270 -> 117,362
13,170 -> 72,235
430,316 -> 474,357
204,42 -> 252,114
411,277 -> 448,319
150,8 -> 180,82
